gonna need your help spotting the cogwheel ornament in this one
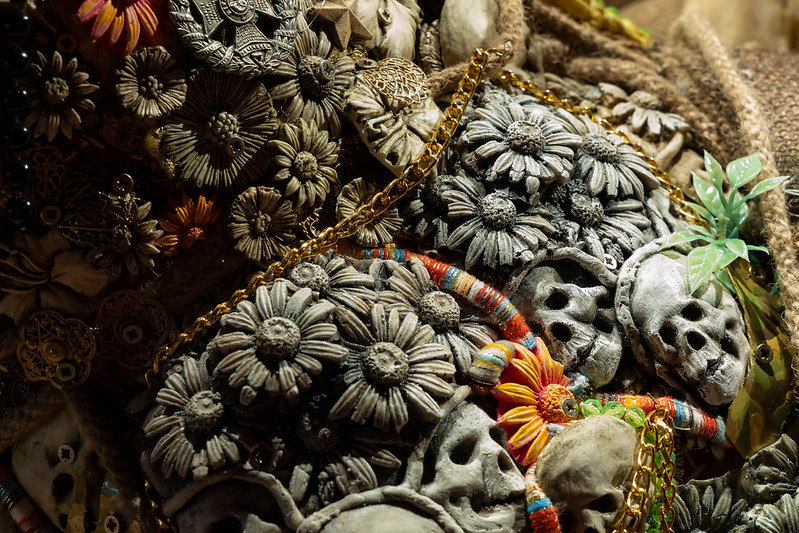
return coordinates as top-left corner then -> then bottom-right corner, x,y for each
171,0 -> 297,78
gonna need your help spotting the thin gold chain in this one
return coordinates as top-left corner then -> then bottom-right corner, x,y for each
144,49 -> 495,388
141,47 -> 497,529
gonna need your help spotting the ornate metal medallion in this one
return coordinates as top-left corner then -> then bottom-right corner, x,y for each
16,311 -> 96,387
359,57 -> 429,105
171,0 -> 297,78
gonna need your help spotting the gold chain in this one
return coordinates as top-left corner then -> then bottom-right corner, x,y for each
496,71 -> 706,228
144,50 -> 494,388
141,47 -> 496,529
611,410 -> 676,533
496,71 -> 682,533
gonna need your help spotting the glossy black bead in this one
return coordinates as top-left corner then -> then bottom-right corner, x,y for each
3,83 -> 29,112
3,121 -> 32,150
3,158 -> 32,187
6,195 -> 35,225
4,10 -> 31,40
3,47 -> 31,74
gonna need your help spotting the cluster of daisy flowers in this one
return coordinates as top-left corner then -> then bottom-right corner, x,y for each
403,87 -> 665,273
142,254 -> 498,513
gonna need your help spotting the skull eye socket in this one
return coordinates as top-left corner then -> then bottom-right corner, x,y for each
659,323 -> 677,349
212,516 -> 243,533
450,435 -> 477,465
545,290 -> 569,310
588,493 -> 619,513
489,426 -> 507,446
681,302 -> 704,321
51,472 -> 74,501
558,510 -> 578,530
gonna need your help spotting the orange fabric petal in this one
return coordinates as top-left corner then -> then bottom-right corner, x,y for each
159,219 -> 183,233
133,2 -> 159,42
522,427 -> 551,465
155,235 -> 179,247
509,357 -> 542,391
77,0 -> 105,22
123,8 -> 141,55
507,416 -> 545,450
106,11 -> 125,45
493,382 -> 537,406
91,1 -> 118,40
498,405 -> 539,426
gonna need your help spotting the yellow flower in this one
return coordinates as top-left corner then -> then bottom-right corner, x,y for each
491,341 -> 573,466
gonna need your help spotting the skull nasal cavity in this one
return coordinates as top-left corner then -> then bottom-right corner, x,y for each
687,331 -> 706,350
551,323 -> 573,342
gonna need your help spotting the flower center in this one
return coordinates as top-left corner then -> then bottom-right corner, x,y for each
205,111 -> 240,147
419,291 -> 460,331
184,390 -> 225,433
43,77 -> 70,106
289,263 -> 330,293
250,212 -> 271,236
297,412 -> 342,453
361,342 -> 409,386
537,384 -> 573,425
568,194 -> 604,227
506,120 -> 544,155
580,133 -> 620,163
479,193 -> 516,231
109,225 -> 133,253
256,317 -> 301,362
139,74 -> 164,99
297,56 -> 335,99
292,151 -> 319,181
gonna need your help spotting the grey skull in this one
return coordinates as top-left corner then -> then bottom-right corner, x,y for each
420,401 -> 526,533
537,415 -> 638,533
512,259 -> 623,388
628,252 -> 749,405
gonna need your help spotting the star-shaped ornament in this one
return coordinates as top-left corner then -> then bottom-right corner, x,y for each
308,0 -> 374,51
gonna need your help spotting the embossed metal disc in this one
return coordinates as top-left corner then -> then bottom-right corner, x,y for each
171,0 -> 297,78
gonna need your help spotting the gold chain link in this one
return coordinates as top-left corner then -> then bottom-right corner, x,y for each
611,410 -> 676,533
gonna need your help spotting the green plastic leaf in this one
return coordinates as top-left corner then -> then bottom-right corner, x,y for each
747,245 -> 769,254
659,229 -> 710,250
580,399 -> 602,418
624,407 -> 646,428
704,151 -> 725,191
685,201 -> 717,229
726,154 -> 762,190
602,401 -> 626,419
693,173 -> 724,216
717,246 -> 739,271
724,239 -> 749,261
716,269 -> 735,295
741,176 -> 790,204
687,244 -> 722,294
